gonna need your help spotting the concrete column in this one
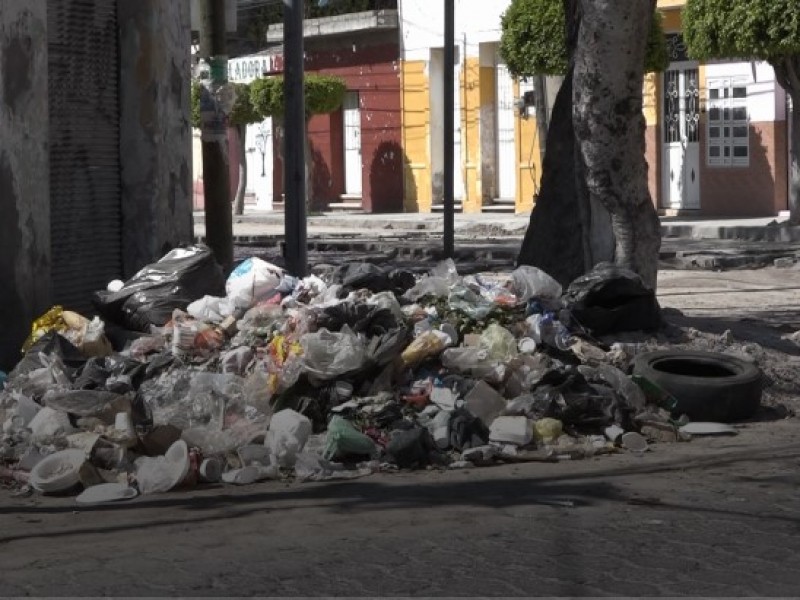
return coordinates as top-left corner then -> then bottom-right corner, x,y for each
0,1 -> 50,371
118,0 -> 194,276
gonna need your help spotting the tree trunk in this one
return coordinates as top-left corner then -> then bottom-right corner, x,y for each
772,57 -> 800,225
533,74 -> 549,163
572,0 -> 661,290
517,70 -> 589,285
233,124 -> 247,215
517,0 -> 614,286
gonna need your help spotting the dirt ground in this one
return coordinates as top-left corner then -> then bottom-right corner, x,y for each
655,267 -> 800,416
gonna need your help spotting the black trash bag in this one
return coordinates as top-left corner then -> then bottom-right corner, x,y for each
387,269 -> 416,295
386,426 -> 438,468
562,263 -> 661,336
73,357 -> 111,390
9,331 -> 87,381
316,302 -> 399,336
449,408 -> 490,451
93,245 -> 225,332
365,326 -> 411,367
341,263 -> 391,292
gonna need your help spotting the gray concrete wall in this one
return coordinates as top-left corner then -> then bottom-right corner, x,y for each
118,0 -> 194,277
0,1 -> 51,371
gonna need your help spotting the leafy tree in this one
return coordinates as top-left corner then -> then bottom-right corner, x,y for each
684,0 -> 800,223
191,81 -> 262,215
499,0 -> 665,290
250,74 -> 347,207
500,0 -> 668,78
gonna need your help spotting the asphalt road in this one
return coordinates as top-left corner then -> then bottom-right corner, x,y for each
3,422 -> 800,596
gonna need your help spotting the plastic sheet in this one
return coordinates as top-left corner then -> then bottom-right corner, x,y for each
301,327 -> 366,383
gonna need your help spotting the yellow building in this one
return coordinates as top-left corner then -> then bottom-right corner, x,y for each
399,0 -> 543,214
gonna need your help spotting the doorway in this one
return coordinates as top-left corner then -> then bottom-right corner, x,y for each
343,91 -> 362,197
661,63 -> 701,209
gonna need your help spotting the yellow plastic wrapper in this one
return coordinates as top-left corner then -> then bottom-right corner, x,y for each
22,306 -> 68,353
533,417 -> 564,443
401,330 -> 451,367
22,306 -> 112,357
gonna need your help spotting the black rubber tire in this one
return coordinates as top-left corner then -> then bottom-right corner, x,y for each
632,350 -> 762,422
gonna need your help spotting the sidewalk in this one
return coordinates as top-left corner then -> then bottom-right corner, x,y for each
194,209 -> 797,242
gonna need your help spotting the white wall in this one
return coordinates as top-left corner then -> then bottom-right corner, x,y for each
400,0 -> 510,60
705,60 -> 781,123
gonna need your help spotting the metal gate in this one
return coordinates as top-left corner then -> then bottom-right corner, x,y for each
343,91 -> 362,196
48,0 -> 122,312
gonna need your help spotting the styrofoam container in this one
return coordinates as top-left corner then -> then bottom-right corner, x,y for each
489,416 -> 533,446
29,449 -> 87,493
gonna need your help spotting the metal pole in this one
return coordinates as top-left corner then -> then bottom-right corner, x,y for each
443,0 -> 455,258
199,0 -> 233,272
283,0 -> 307,277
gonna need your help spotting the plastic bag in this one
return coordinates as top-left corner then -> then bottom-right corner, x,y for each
404,277 -> 451,301
479,324 -> 518,362
440,348 -> 505,383
265,409 -> 312,468
187,295 -> 237,323
323,415 -> 377,461
431,258 -> 459,283
512,265 -> 563,301
226,257 -> 284,309
400,330 -> 452,367
447,285 -> 494,320
301,326 -> 366,383
562,262 -> 661,335
93,245 -> 225,332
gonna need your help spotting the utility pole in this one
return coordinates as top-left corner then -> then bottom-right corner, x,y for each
198,0 -> 233,272
283,0 -> 308,277
443,0 -> 455,259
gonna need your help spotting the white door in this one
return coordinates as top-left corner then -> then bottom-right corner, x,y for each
662,64 -> 701,209
496,63 -> 516,201
245,117 -> 273,210
343,91 -> 362,196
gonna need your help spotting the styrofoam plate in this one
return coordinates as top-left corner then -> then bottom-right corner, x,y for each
76,483 -> 138,505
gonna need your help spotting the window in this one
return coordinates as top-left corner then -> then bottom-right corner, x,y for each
707,78 -> 749,166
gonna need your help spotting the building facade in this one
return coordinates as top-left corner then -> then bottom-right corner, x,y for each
0,0 -> 193,370
647,0 -> 789,216
398,0 -> 543,214
193,9 -> 404,213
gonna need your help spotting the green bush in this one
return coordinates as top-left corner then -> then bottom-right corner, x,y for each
500,0 -> 669,78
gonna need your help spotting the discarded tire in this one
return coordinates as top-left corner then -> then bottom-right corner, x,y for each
632,350 -> 762,422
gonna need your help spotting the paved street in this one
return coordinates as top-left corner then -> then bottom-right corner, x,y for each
3,423 -> 800,596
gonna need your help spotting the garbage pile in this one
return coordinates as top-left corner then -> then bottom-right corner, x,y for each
1,245 -> 687,502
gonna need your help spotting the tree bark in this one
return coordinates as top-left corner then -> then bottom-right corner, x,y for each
233,124 -> 247,215
772,57 -> 800,225
572,0 -> 661,290
517,0 -> 614,286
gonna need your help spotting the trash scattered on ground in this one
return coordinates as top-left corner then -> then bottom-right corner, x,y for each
678,422 -> 738,436
0,247 -> 768,501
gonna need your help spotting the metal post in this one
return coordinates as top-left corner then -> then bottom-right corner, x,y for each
443,0 -> 455,258
283,0 -> 307,277
198,0 -> 233,273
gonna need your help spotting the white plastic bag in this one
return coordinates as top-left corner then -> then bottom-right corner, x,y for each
265,409 -> 312,468
300,326 -> 366,382
512,265 -> 563,301
187,295 -> 237,323
226,257 -> 284,309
